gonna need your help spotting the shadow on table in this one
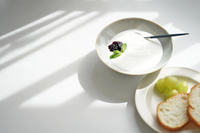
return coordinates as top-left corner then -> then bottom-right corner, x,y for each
126,98 -> 157,133
78,50 -> 162,132
78,50 -> 145,103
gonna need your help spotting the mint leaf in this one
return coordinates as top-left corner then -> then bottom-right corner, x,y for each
113,50 -> 121,54
110,50 -> 121,59
121,43 -> 127,53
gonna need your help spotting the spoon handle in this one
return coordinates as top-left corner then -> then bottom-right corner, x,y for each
145,33 -> 189,39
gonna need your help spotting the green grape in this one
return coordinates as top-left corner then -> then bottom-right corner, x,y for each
164,89 -> 178,100
177,81 -> 188,93
164,76 -> 179,90
156,78 -> 168,93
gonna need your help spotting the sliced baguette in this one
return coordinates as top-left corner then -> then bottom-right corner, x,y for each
187,83 -> 200,128
157,93 -> 189,131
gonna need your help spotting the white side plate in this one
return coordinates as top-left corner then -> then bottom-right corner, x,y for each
135,67 -> 200,133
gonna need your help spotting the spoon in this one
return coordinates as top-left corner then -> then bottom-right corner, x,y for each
144,33 -> 189,39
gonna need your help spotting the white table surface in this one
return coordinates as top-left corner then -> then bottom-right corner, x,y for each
0,0 -> 200,133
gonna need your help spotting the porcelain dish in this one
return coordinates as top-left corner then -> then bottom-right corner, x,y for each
135,67 -> 200,133
95,18 -> 173,75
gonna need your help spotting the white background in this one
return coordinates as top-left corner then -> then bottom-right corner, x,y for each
0,0 -> 200,133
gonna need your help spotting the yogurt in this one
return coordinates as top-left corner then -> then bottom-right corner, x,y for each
108,29 -> 163,72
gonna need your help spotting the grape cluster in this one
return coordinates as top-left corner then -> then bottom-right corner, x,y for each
156,76 -> 188,100
108,41 -> 123,52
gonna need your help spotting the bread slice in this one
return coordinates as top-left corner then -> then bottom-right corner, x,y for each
187,83 -> 200,128
157,93 -> 189,131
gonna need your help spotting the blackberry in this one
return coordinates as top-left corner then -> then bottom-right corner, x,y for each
108,41 -> 123,52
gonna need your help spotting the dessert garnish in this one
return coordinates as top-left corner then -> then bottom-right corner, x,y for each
108,41 -> 127,59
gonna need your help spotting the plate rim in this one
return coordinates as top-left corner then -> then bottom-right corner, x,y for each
135,67 -> 200,133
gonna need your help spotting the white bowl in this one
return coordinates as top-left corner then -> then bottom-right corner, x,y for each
95,18 -> 173,75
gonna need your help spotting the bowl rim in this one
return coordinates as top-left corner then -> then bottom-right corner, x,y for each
95,17 -> 173,75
